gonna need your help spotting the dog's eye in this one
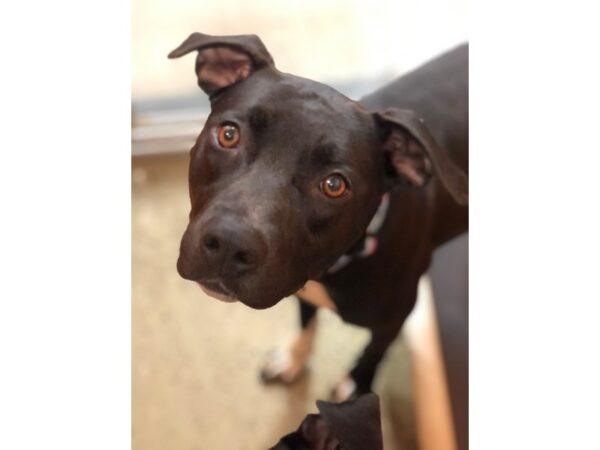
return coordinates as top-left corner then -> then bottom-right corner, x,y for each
321,174 -> 348,198
217,123 -> 240,148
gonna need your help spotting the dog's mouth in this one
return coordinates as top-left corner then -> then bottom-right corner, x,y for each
198,280 -> 239,303
197,277 -> 307,309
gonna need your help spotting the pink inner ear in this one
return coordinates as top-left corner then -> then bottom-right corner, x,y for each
196,47 -> 253,90
390,151 -> 428,186
388,138 -> 432,187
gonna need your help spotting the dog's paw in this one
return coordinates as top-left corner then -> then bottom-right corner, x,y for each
260,348 -> 306,384
330,375 -> 358,403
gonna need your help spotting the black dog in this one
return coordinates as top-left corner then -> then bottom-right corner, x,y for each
171,33 -> 467,399
270,393 -> 383,450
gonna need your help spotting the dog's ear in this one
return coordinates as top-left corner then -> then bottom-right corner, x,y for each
168,32 -> 275,96
316,393 -> 384,450
374,108 -> 468,206
269,414 -> 339,450
269,394 -> 383,450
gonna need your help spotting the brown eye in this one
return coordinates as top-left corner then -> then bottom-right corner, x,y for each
217,124 -> 240,148
321,174 -> 348,198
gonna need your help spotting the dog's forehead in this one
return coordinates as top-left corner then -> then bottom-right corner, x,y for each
214,70 -> 359,122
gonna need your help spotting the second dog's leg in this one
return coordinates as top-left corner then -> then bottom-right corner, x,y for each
261,299 -> 318,383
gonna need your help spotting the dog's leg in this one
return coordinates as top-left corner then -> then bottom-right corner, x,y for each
261,299 -> 318,384
331,328 -> 400,402
331,277 -> 421,401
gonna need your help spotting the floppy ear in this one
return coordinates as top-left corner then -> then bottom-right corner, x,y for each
269,414 -> 339,450
375,108 -> 468,206
316,393 -> 383,450
168,32 -> 275,96
269,394 -> 383,450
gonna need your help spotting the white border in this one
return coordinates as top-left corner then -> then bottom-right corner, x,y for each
470,0 -> 600,448
0,0 -> 131,448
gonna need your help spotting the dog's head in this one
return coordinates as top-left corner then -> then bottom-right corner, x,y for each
270,393 -> 384,450
171,33 -> 467,309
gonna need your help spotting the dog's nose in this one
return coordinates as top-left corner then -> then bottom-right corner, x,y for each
200,220 -> 267,277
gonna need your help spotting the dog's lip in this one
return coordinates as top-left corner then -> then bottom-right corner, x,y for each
198,280 -> 239,303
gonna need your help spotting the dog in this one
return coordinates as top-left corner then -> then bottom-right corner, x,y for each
270,393 -> 383,450
171,33 -> 468,400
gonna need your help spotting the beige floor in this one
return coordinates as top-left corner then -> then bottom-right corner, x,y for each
132,153 -> 416,450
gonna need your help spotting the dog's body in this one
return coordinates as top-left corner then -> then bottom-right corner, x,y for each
171,33 -> 468,399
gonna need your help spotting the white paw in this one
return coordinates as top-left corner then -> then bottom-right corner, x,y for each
260,348 -> 305,384
331,376 -> 357,402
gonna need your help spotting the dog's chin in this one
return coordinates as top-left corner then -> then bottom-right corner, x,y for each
237,279 -> 309,310
237,294 -> 282,310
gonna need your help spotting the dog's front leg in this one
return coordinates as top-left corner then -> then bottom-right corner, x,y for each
331,327 -> 400,402
260,300 -> 318,384
331,277 -> 420,402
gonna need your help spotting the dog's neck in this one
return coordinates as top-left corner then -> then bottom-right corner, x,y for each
326,193 -> 390,274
